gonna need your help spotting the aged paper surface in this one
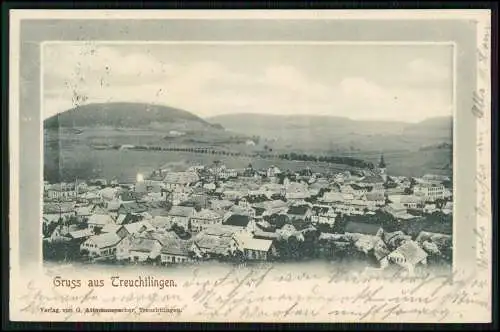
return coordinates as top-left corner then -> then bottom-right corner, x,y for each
9,10 -> 492,323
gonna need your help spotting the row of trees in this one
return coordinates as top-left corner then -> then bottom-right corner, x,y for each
101,144 -> 372,170
277,153 -> 374,169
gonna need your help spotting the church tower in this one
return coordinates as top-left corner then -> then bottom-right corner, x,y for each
378,154 -> 387,182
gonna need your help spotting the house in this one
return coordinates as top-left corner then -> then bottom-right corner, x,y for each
442,201 -> 453,215
119,190 -> 146,203
388,195 -> 423,209
163,171 -> 199,190
413,183 -> 445,201
388,240 -> 428,275
285,191 -> 311,201
223,190 -> 246,201
320,192 -> 354,204
80,191 -> 102,204
43,202 -> 76,220
89,178 -> 108,186
128,237 -> 163,263
341,184 -> 368,197
223,214 -> 255,232
228,204 -> 256,218
253,230 -> 279,241
75,206 -> 93,222
240,194 -> 269,207
422,174 -> 450,183
382,231 -> 412,251
255,200 -> 289,217
117,201 -> 148,216
311,205 -> 336,226
106,200 -> 122,214
415,231 -> 452,257
160,239 -> 194,265
210,199 -> 234,211
364,192 -> 386,206
101,224 -> 121,234
48,225 -> 71,242
384,203 -> 416,221
344,221 -> 383,237
167,206 -> 196,230
150,216 -> 173,230
266,165 -> 282,178
316,233 -> 352,258
66,229 -> 93,244
232,233 -> 275,261
423,203 -> 438,214
99,187 -> 118,201
286,205 -> 312,222
80,232 -> 122,258
358,173 -> 386,187
190,209 -> 223,232
191,227 -> 236,258
203,183 -> 217,191
116,221 -> 154,239
241,165 -> 257,178
211,165 -> 238,180
46,183 -> 78,200
86,214 -> 115,232
171,189 -> 191,206
260,183 -> 285,199
332,202 -> 363,216
115,233 -> 135,261
373,238 -> 392,269
353,235 -> 381,255
115,212 -> 142,225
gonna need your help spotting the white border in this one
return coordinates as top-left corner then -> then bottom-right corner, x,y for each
10,9 -> 492,20
41,41 -> 457,46
9,10 -> 491,323
9,7 -> 21,281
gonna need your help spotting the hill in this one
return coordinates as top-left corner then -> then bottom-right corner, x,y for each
44,102 -> 218,130
207,114 -> 453,152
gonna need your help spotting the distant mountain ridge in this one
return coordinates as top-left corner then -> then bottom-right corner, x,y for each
44,102 -> 218,130
207,113 -> 452,133
207,113 -> 453,152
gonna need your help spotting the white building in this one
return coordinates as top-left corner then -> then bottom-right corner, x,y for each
311,205 -> 337,227
190,209 -> 223,232
266,165 -> 282,178
80,232 -> 122,258
160,239 -> 193,265
129,237 -> 163,263
87,214 -> 115,232
413,183 -> 445,201
167,206 -> 196,230
46,183 -> 78,200
163,171 -> 199,190
232,233 -> 275,261
388,240 -> 428,276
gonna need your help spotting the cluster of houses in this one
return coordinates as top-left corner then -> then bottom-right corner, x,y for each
43,155 -> 453,275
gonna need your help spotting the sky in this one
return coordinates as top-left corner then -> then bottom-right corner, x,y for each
42,42 -> 454,122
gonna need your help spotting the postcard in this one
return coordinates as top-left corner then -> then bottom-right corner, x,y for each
8,9 -> 492,323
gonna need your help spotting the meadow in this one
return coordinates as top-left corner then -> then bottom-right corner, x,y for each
44,126 -> 452,183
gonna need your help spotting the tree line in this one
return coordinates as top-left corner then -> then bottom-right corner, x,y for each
95,144 -> 373,169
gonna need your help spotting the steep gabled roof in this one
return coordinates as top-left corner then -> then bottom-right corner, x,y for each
88,232 -> 121,249
223,214 -> 250,227
344,221 -> 382,236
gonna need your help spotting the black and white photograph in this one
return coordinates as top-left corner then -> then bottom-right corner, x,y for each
42,41 -> 455,275
8,10 -> 492,323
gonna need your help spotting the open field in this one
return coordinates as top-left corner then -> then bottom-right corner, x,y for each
43,103 -> 453,183
44,144 -> 362,183
44,138 -> 452,183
